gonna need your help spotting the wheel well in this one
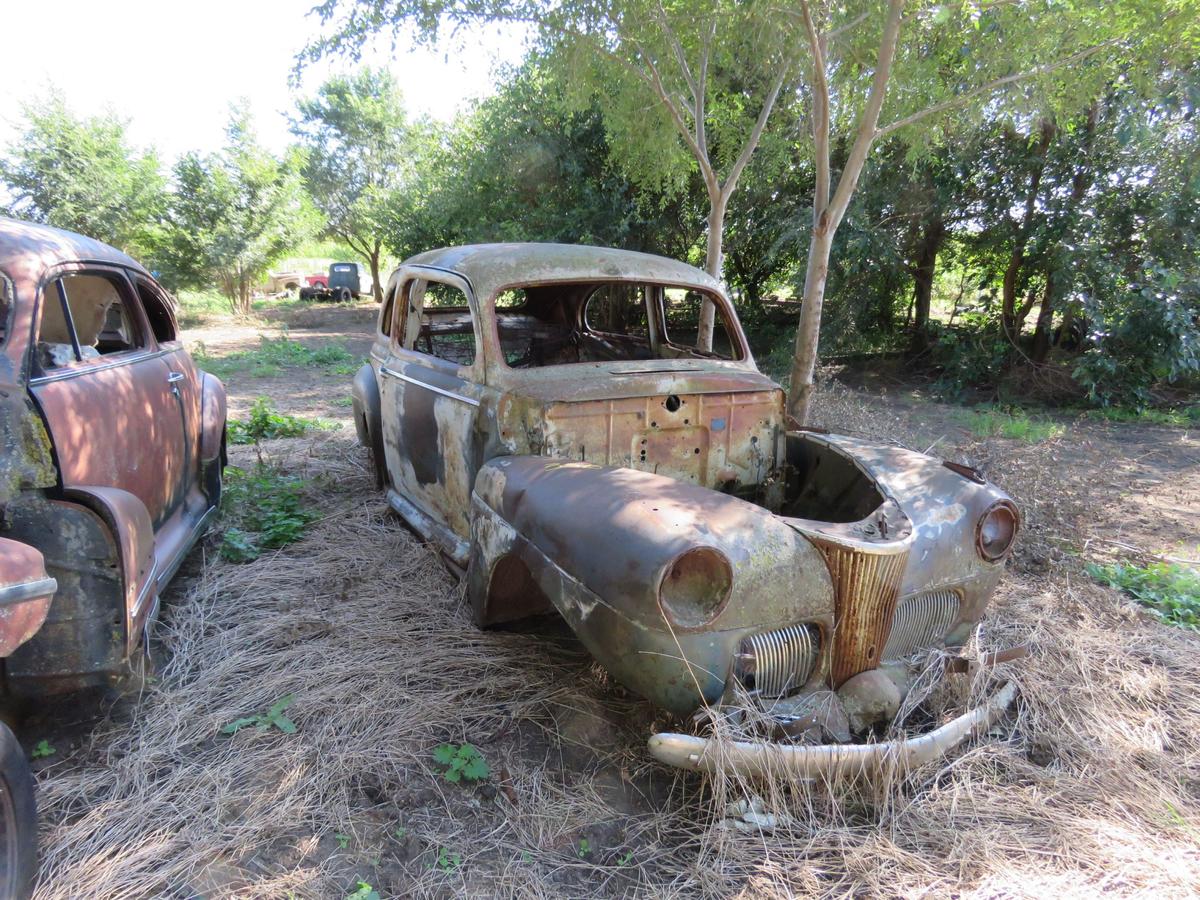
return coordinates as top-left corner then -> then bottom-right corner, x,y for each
482,554 -> 554,626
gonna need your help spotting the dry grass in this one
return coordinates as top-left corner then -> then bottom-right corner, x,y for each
30,390 -> 1200,898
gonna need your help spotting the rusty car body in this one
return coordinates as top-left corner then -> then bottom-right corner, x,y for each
353,243 -> 1020,776
0,218 -> 228,893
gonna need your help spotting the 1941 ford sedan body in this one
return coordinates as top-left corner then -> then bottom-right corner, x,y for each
353,244 -> 1020,775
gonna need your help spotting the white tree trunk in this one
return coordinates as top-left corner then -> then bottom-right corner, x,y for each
787,221 -> 833,423
697,192 -> 728,351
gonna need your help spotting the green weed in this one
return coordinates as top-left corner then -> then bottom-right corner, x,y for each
334,833 -> 350,849
30,739 -> 55,759
227,397 -> 337,444
1087,560 -> 1200,630
432,743 -> 489,783
177,289 -> 234,327
332,396 -> 355,408
435,847 -> 462,871
1082,405 -> 1200,427
345,881 -> 380,900
222,694 -> 298,735
577,838 -> 591,858
219,464 -> 317,561
960,407 -> 1065,443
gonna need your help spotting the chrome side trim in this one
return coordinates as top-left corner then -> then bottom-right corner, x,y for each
0,577 -> 58,607
379,365 -> 480,407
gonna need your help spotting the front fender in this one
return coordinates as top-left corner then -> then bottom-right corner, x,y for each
0,538 -> 56,657
470,456 -> 835,714
352,363 -> 387,489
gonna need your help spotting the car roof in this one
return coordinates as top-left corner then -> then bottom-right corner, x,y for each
401,243 -> 723,299
0,217 -> 148,285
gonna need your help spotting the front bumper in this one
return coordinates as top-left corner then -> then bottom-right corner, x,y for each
647,680 -> 1018,778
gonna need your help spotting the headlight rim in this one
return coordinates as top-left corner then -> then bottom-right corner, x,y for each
976,499 -> 1020,562
656,546 -> 734,631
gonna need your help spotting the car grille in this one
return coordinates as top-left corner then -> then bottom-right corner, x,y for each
882,589 -> 961,660
735,623 -> 821,697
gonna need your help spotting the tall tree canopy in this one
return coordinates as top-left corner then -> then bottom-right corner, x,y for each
0,94 -> 165,258
293,68 -> 413,302
158,107 -> 314,314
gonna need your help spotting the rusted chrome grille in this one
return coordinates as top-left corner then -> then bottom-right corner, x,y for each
735,624 -> 821,698
882,589 -> 961,660
811,541 -> 910,687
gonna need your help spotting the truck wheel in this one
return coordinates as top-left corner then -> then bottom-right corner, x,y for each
337,287 -> 352,303
0,722 -> 36,899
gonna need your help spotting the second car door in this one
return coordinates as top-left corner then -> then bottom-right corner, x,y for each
378,269 -> 489,552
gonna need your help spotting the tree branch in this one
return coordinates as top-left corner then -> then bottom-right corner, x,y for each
827,0 -> 905,231
721,60 -> 789,202
655,1 -> 699,105
874,40 -> 1116,140
800,0 -> 830,222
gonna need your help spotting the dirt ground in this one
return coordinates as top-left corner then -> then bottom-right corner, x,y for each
23,303 -> 1200,898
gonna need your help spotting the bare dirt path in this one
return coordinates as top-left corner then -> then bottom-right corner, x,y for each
25,307 -> 1200,899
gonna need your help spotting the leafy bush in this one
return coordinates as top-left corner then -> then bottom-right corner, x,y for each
1087,560 -> 1200,630
1074,266 -> 1200,408
227,397 -> 334,444
219,464 -> 317,561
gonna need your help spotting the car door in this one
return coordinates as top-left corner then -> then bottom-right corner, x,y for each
132,274 -> 202,516
28,266 -> 187,528
378,269 -> 490,555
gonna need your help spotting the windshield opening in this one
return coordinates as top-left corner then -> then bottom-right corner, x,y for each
493,281 -> 744,369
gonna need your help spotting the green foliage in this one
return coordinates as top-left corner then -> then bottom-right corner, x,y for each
435,847 -> 462,871
576,838 -> 591,858
334,833 -> 351,849
0,93 -> 164,259
345,883 -> 380,900
157,105 -> 316,314
1087,561 -> 1200,630
227,397 -> 334,444
222,694 -> 298,734
176,289 -> 232,329
1082,405 -> 1200,427
431,743 -> 489,783
959,407 -> 1065,443
220,464 -> 317,561
194,335 -> 355,380
293,68 -> 413,299
30,739 -> 55,760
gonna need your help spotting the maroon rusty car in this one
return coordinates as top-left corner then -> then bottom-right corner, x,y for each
353,244 -> 1022,779
0,219 -> 227,894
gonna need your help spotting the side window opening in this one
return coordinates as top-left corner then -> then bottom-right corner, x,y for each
661,288 -> 740,361
137,280 -> 178,344
36,272 -> 144,370
402,278 -> 476,367
379,284 -> 397,338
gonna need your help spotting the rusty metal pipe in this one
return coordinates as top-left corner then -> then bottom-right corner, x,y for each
647,680 -> 1018,778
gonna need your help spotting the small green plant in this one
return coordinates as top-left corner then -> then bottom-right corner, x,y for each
345,882 -> 380,900
334,833 -> 351,849
960,407 -> 1065,443
1082,405 -> 1200,427
219,464 -> 317,561
393,825 -> 408,840
431,743 -> 490,783
227,397 -> 335,444
1087,560 -> 1200,630
577,838 -> 591,858
333,396 -> 355,408
435,847 -> 462,871
222,694 -> 298,735
30,739 -> 55,759
617,850 -> 634,866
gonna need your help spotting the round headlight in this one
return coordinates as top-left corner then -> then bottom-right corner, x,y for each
977,500 -> 1020,562
657,547 -> 733,629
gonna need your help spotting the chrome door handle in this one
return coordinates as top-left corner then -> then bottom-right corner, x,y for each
166,371 -> 185,383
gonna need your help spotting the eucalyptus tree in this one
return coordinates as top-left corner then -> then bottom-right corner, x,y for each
0,93 -> 164,258
302,0 -> 800,348
293,68 -> 412,302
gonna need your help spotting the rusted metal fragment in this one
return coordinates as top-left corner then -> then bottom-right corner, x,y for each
0,537 -> 55,657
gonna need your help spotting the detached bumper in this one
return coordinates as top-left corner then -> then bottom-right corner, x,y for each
647,681 -> 1017,778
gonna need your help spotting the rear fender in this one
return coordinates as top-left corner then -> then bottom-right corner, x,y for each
199,372 -> 227,464
352,363 -> 387,489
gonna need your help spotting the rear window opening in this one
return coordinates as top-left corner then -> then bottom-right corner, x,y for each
493,281 -> 745,369
36,273 -> 143,370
